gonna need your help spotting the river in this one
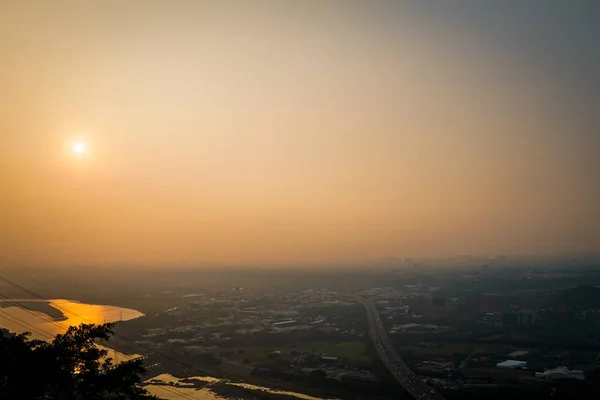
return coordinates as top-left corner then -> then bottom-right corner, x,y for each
0,298 -> 144,363
145,374 -> 329,400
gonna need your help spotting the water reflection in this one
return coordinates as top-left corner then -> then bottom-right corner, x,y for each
146,386 -> 227,400
0,299 -> 144,362
145,374 -> 328,400
146,374 -> 226,400
231,382 -> 326,400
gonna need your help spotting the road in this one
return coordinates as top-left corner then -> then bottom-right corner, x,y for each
359,298 -> 446,400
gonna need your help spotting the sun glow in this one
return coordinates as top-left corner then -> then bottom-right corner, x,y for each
72,141 -> 86,154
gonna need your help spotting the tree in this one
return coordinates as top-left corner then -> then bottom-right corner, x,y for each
0,323 -> 159,400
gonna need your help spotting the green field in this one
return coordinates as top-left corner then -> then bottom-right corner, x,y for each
243,347 -> 272,361
234,341 -> 371,364
395,343 -> 474,359
306,341 -> 371,362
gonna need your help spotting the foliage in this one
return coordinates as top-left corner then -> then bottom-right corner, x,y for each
0,323 -> 159,400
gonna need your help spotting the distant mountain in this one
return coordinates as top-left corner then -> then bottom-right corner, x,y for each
563,285 -> 600,311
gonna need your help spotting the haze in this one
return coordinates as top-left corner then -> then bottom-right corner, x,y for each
1,1 -> 599,266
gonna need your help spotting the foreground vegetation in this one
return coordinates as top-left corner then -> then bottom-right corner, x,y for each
0,323 -> 157,400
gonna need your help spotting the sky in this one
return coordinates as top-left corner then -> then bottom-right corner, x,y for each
1,1 -> 599,267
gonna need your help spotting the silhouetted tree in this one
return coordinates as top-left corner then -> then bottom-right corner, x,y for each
0,323 -> 159,400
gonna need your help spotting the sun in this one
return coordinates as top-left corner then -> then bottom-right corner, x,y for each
72,141 -> 87,155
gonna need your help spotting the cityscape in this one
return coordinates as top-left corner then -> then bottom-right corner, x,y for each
2,1 -> 599,399
5,258 -> 597,399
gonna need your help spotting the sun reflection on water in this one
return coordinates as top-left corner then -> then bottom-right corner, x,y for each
0,299 -> 144,362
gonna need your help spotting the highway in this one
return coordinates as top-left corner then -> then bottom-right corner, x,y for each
359,298 -> 446,400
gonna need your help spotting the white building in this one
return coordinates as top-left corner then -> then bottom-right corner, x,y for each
496,360 -> 527,369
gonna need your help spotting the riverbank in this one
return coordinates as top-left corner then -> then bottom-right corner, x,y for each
0,299 -> 145,365
145,374 -> 332,400
0,299 -> 67,321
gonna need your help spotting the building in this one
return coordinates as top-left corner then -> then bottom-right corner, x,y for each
272,320 -> 298,328
535,367 -> 585,381
484,312 -> 502,323
502,310 -> 537,327
508,350 -> 529,358
496,360 -> 527,369
517,310 -> 537,326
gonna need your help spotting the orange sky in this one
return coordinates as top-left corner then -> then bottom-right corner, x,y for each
1,1 -> 598,266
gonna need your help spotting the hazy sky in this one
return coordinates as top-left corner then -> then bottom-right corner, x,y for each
2,1 -> 599,266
